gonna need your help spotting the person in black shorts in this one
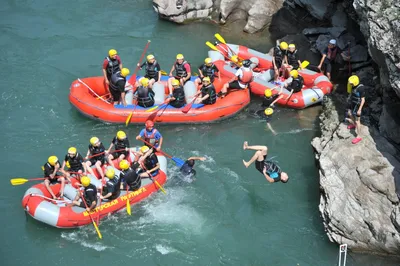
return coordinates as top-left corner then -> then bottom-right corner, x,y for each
85,136 -> 106,180
43,156 -> 66,199
107,130 -> 130,165
219,59 -> 254,98
346,75 -> 366,144
72,176 -> 98,211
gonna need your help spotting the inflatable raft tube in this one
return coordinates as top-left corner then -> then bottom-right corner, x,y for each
69,75 -> 250,124
21,151 -> 167,228
208,44 -> 333,109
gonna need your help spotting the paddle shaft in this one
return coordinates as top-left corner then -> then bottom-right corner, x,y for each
78,79 -> 110,105
30,193 -> 69,203
138,138 -> 172,159
182,95 -> 200,114
78,188 -> 102,239
128,40 -> 151,84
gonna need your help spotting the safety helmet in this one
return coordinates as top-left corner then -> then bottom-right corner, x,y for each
288,44 -> 296,49
204,58 -> 212,64
81,176 -> 91,187
105,168 -> 115,179
348,75 -> 360,87
264,89 -> 272,98
264,108 -> 274,116
119,160 -> 130,170
90,137 -> 99,146
147,54 -> 155,61
279,42 -> 288,50
242,59 -> 251,67
48,156 -> 58,166
171,79 -> 180,86
202,77 -> 211,83
141,78 -> 150,87
176,54 -> 184,60
140,146 -> 150,153
116,130 -> 126,140
230,55 -> 239,63
145,120 -> 154,128
290,70 -> 299,79
68,147 -> 77,155
120,68 -> 130,77
108,49 -> 117,57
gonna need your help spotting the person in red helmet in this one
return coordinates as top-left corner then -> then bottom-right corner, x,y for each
136,120 -> 163,151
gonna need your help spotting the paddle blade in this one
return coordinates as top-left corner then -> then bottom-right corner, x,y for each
146,105 -> 159,112
125,112 -> 133,126
172,157 -> 185,167
301,60 -> 310,69
126,199 -> 131,215
160,70 -> 167,75
10,178 -> 28,186
181,102 -> 194,114
93,221 -> 103,239
154,181 -> 167,195
206,41 -> 218,51
215,33 -> 226,44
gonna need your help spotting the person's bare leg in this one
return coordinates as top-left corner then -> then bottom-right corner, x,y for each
243,141 -> 268,153
243,150 -> 265,168
44,180 -> 57,199
86,161 -> 96,177
59,177 -> 65,197
355,117 -> 361,138
95,161 -> 105,179
107,154 -> 114,166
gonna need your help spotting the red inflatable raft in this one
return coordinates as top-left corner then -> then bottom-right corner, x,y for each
21,152 -> 167,228
208,43 -> 333,109
69,74 -> 250,124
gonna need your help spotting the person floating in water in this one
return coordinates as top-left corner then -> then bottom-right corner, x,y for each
242,141 -> 289,183
180,156 -> 206,177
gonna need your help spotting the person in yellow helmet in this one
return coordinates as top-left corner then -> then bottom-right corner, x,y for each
194,77 -> 217,105
138,146 -> 160,179
103,49 -> 123,85
43,156 -> 66,199
283,70 -> 304,101
133,77 -> 155,108
100,167 -> 121,200
242,142 -> 289,183
107,130 -> 130,166
286,44 -> 302,73
168,54 -> 191,95
61,147 -> 86,181
168,78 -> 186,108
272,41 -> 288,81
137,54 -> 161,88
72,176 -> 98,211
85,137 -> 106,180
262,88 -> 283,108
109,68 -> 130,106
119,159 -> 141,191
194,57 -> 220,87
346,75 -> 366,144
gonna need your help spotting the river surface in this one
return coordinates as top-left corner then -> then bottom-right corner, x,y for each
1,1 -> 399,265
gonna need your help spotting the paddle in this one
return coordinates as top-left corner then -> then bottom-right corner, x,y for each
78,79 -> 110,105
145,100 -> 170,113
78,188 -> 102,239
128,40 -> 151,85
138,138 -> 185,167
126,185 -> 131,215
181,95 -> 200,114
29,193 -> 70,204
96,175 -> 105,225
141,164 -> 167,195
214,33 -> 237,56
160,69 -> 199,77
11,177 -> 48,186
206,41 -> 231,61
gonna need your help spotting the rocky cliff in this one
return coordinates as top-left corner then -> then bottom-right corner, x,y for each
311,98 -> 400,254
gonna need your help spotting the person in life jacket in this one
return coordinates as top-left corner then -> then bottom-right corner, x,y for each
85,137 -> 106,180
119,160 -> 141,191
136,120 -> 163,151
220,59 -> 254,98
102,49 -> 123,85
134,77 -> 155,108
284,70 -> 304,98
272,41 -> 288,81
179,156 -> 206,178
72,176 -> 98,211
242,142 -> 289,183
109,68 -> 130,106
168,54 -> 191,95
318,39 -> 340,80
194,77 -> 217,105
61,147 -> 86,181
43,156 -> 66,199
107,130 -> 130,165
194,57 -> 220,87
138,146 -> 160,179
346,75 -> 366,144
285,44 -> 302,74
168,79 -> 186,108
137,54 -> 161,88
262,88 -> 284,108
100,167 -> 121,200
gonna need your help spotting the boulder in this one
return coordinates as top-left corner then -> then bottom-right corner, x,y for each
291,0 -> 335,20
311,97 -> 400,254
152,0 -> 213,23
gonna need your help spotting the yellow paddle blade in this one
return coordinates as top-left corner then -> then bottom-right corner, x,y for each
146,105 -> 159,112
10,178 -> 29,186
125,112 -> 133,126
160,70 -> 167,75
214,33 -> 226,44
301,60 -> 310,69
126,199 -> 131,215
41,166 -> 44,171
193,72 -> 199,77
92,221 -> 102,239
206,41 -> 218,51
155,181 -> 167,195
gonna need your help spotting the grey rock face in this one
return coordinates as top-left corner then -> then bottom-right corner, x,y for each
152,0 -> 213,23
312,97 -> 400,254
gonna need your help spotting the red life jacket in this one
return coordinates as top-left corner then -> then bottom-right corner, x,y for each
239,68 -> 253,84
144,129 -> 159,146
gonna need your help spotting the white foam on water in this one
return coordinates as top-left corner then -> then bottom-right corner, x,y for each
280,128 -> 313,134
155,244 -> 176,255
61,231 -> 112,251
199,164 -> 214,173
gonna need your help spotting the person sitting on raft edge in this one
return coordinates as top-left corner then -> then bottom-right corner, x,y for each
180,156 -> 206,177
195,77 -> 217,105
242,142 -> 289,183
219,59 -> 254,98
168,79 -> 186,108
43,156 -> 66,199
71,176 -> 98,212
134,77 -> 155,108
